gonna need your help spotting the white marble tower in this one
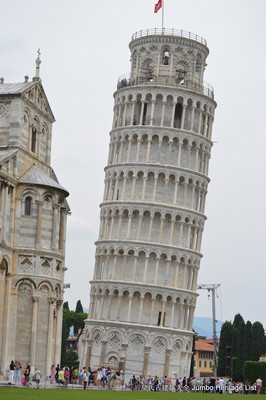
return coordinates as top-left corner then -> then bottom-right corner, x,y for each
82,28 -> 216,380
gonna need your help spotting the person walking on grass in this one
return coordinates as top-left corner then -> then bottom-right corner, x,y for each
83,369 -> 88,389
33,368 -> 41,389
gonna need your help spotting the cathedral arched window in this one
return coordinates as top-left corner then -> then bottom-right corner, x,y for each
25,197 -> 32,216
31,127 -> 37,153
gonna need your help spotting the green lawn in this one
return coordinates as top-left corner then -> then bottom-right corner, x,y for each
0,389 -> 264,400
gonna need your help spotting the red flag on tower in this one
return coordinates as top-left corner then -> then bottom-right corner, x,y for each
154,0 -> 162,13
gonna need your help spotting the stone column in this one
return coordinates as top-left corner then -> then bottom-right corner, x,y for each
30,296 -> 39,371
126,213 -> 132,239
0,275 -> 12,376
137,213 -> 143,240
149,299 -> 155,325
160,101 -> 166,126
152,176 -> 158,202
138,296 -> 144,323
170,102 -> 177,127
130,102 -> 136,126
181,105 -> 187,130
1,184 -> 8,242
107,293 -> 113,320
116,295 -> 122,320
122,104 -> 128,126
170,301 -> 176,328
52,204 -> 60,249
127,295 -> 133,322
147,216 -> 154,242
85,339 -> 93,368
131,176 -> 137,199
139,101 -> 145,125
177,143 -> 182,166
121,176 -> 127,200
143,255 -> 149,281
59,207 -> 67,250
54,300 -> 63,365
173,180 -> 179,204
154,257 -> 160,284
143,346 -> 151,376
158,217 -> 165,243
136,139 -> 141,162
177,303 -> 183,329
35,200 -> 44,247
203,114 -> 208,136
46,298 -> 56,375
169,220 -> 175,246
145,140 -> 151,162
141,176 -> 147,200
160,301 -> 166,327
100,340 -> 107,366
174,262 -> 179,287
132,255 -> 138,281
150,100 -> 156,125
190,106 -> 195,131
198,110 -> 202,134
163,349 -> 172,377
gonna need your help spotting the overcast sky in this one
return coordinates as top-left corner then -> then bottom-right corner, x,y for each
1,0 -> 266,332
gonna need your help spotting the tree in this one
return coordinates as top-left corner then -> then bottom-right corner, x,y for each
75,300 -> 83,314
243,321 -> 252,362
217,321 -> 233,377
63,301 -> 69,310
250,322 -> 265,361
235,317 -> 245,380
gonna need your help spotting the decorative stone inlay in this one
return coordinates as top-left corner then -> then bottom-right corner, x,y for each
18,283 -> 32,295
151,336 -> 167,353
40,257 -> 52,274
93,330 -> 102,346
0,103 -> 7,117
172,339 -> 182,352
18,256 -> 35,273
129,334 -> 145,350
108,332 -> 122,349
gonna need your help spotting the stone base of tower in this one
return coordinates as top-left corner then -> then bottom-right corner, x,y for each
80,320 -> 193,382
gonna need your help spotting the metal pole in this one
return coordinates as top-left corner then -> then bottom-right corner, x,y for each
212,288 -> 218,377
162,0 -> 164,31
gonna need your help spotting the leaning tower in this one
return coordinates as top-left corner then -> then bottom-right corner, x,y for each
82,28 -> 216,380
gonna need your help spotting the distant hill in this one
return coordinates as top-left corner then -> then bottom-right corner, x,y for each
193,317 -> 223,338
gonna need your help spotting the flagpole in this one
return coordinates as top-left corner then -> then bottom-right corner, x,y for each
162,0 -> 164,31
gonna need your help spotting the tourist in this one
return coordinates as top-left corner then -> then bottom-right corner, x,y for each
97,367 -> 102,386
58,368 -> 64,388
64,366 -> 70,387
33,368 -> 41,389
9,360 -> 15,384
101,365 -> 106,387
78,369 -> 83,385
83,369 -> 88,389
55,364 -> 60,384
131,375 -> 136,391
24,363 -> 31,388
50,364 -> 55,384
256,377 -> 262,394
153,376 -> 159,391
14,360 -> 22,384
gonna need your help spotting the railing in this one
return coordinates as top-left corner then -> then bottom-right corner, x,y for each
117,74 -> 214,100
131,28 -> 207,46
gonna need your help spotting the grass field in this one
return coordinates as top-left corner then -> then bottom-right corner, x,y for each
0,389 -> 264,400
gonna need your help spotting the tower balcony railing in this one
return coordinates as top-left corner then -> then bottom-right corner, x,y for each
117,74 -> 214,100
131,28 -> 207,46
